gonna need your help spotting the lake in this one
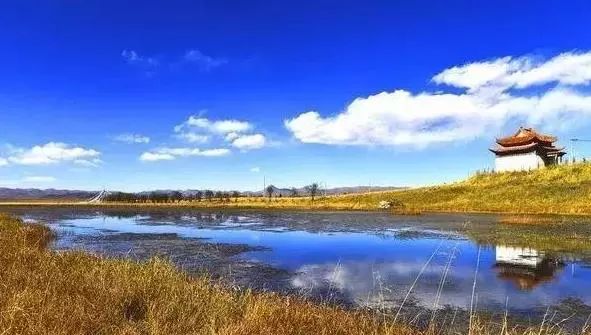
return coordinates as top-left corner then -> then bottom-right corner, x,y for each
6,207 -> 591,328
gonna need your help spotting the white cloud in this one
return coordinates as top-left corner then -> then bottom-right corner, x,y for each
140,147 -> 230,162
139,152 -> 175,162
22,176 -> 56,183
175,132 -> 210,144
183,49 -> 227,70
0,158 -> 7,167
231,133 -> 266,150
114,133 -> 150,144
121,49 -> 158,67
198,148 -> 230,157
285,50 -> 591,148
173,115 -> 268,150
225,132 -> 240,141
176,116 -> 252,134
5,142 -> 101,166
433,51 -> 591,92
250,167 -> 261,173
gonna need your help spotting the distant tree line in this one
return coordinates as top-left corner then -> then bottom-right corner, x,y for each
264,182 -> 321,201
103,190 -> 241,203
103,182 -> 323,203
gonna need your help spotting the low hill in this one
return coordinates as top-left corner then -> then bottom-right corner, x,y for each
326,163 -> 591,214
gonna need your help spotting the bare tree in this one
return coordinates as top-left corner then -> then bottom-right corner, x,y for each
204,190 -> 214,202
232,191 -> 240,202
306,183 -> 319,202
265,185 -> 275,200
195,190 -> 203,202
290,187 -> 298,197
170,191 -> 183,203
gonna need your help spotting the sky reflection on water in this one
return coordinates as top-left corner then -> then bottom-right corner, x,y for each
12,208 -> 591,316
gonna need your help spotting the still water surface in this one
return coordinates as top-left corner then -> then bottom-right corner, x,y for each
7,207 -> 591,323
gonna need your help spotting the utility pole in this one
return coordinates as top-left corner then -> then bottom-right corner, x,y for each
570,138 -> 591,162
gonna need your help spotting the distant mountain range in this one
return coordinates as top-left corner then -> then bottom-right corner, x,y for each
0,188 -> 97,200
0,185 -> 406,200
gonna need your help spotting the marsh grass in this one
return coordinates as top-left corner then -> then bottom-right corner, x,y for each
498,215 -> 559,225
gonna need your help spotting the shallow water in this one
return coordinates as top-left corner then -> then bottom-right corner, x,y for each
6,207 -> 591,326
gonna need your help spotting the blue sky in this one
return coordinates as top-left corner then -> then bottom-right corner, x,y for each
1,0 -> 591,191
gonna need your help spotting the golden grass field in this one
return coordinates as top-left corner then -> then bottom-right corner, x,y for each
3,162 -> 591,215
1,214 -> 587,335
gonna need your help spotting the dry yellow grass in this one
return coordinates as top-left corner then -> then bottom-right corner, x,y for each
498,215 -> 558,225
323,163 -> 591,214
1,214 -> 585,334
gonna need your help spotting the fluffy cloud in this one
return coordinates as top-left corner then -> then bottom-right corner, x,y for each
0,158 -> 7,167
113,133 -> 150,144
174,115 -> 267,151
183,49 -> 227,70
139,152 -> 175,162
174,116 -> 251,146
231,134 -> 266,150
140,147 -> 230,162
433,51 -> 591,91
285,51 -> 591,148
250,167 -> 261,173
2,142 -> 101,166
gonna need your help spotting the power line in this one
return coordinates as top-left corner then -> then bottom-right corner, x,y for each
570,139 -> 591,162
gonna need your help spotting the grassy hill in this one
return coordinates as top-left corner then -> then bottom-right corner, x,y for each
326,162 -> 591,214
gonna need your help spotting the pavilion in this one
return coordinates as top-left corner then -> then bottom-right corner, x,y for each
489,127 -> 566,172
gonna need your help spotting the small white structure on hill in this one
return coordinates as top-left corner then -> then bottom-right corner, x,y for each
490,127 -> 566,172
